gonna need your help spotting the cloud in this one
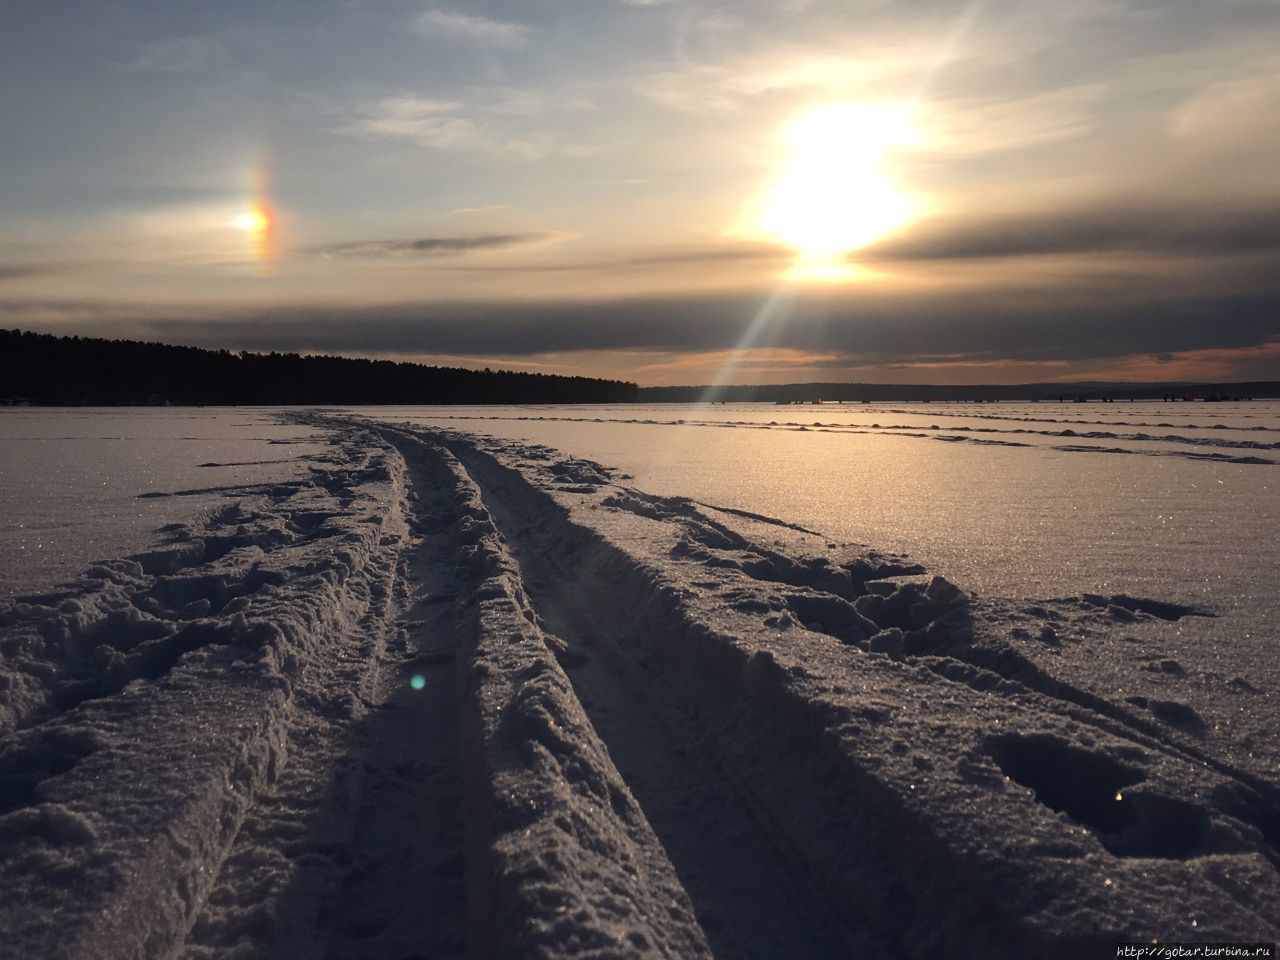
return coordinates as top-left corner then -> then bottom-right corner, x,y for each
450,204 -> 512,215
122,36 -> 229,72
593,242 -> 788,270
861,203 -> 1280,262
0,264 -> 70,282
1167,66 -> 1280,192
341,94 -> 601,159
482,88 -> 599,117
7,277 -> 1278,377
425,239 -> 788,274
627,3 -> 1126,118
342,97 -> 481,151
307,233 -> 550,258
413,10 -> 529,47
920,84 -> 1106,156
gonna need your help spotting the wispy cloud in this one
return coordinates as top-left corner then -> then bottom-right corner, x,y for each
413,10 -> 529,47
341,94 -> 604,159
861,202 -> 1280,262
628,17 -> 1039,116
430,240 -> 789,274
450,204 -> 512,215
307,233 -> 550,258
1170,62 -> 1280,181
482,88 -> 598,117
121,36 -> 228,72
920,84 -> 1106,156
344,97 -> 487,151
0,263 -> 73,282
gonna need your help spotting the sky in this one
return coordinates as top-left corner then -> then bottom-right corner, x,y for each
2,0 -> 1279,386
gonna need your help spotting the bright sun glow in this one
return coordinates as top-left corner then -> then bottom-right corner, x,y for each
232,208 -> 271,233
763,104 -> 915,271
231,201 -> 276,262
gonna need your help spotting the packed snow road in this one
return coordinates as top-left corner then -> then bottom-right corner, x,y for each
1,415 -> 1277,959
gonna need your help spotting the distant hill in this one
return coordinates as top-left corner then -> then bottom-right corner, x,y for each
0,329 -> 638,406
639,379 -> 1280,403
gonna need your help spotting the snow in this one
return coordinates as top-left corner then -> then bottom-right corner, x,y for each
0,405 -> 1277,958
0,408 -> 328,599
351,403 -> 1279,609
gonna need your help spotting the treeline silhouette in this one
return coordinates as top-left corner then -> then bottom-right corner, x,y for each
1,329 -> 638,406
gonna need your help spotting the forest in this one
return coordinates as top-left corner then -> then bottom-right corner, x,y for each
0,329 -> 638,405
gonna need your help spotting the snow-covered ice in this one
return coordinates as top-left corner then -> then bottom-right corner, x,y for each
354,402 -> 1280,605
0,409 -> 328,598
0,405 -> 1277,958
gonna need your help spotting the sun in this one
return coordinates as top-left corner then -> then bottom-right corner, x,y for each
762,104 -> 915,267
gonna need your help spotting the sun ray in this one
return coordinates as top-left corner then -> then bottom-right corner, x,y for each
696,286 -> 792,403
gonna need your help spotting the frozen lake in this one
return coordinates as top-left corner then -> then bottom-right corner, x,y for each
0,408 -> 327,597
353,400 -> 1280,609
4,401 -> 1276,612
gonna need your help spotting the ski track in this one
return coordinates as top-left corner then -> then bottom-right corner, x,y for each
459,437 -> 872,959
1,415 -> 1277,959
